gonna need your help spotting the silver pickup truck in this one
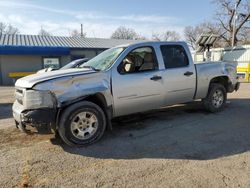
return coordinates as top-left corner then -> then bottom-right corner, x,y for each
13,41 -> 240,146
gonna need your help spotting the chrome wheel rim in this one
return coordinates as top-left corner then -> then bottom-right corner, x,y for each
212,89 -> 224,108
70,111 -> 98,140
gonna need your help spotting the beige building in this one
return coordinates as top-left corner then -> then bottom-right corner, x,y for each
192,45 -> 250,63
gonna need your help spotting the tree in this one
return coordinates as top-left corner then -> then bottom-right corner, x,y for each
70,29 -> 86,38
152,30 -> 181,41
239,26 -> 250,44
213,0 -> 250,46
0,22 -> 19,35
136,35 -> 147,40
38,28 -> 51,36
111,26 -> 143,40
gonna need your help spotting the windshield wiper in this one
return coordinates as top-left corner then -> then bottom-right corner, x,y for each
81,66 -> 101,71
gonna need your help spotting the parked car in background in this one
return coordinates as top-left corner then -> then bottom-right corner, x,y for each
13,41 -> 239,147
37,58 -> 89,73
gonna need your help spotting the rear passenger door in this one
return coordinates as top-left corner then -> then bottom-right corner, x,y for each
160,45 -> 196,105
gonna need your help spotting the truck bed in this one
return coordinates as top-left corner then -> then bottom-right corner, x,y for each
194,61 -> 237,99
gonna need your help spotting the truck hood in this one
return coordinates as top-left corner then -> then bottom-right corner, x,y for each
15,68 -> 96,88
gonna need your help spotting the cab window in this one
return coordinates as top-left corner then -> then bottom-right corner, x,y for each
160,45 -> 189,69
118,47 -> 158,74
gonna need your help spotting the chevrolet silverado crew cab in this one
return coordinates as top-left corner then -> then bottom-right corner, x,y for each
13,41 -> 240,146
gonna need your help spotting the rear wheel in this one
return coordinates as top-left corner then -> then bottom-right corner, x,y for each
58,101 -> 106,146
203,83 -> 227,113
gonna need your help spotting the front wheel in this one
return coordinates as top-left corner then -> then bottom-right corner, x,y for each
58,101 -> 106,146
203,83 -> 227,113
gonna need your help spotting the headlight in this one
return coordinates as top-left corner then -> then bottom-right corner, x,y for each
23,90 -> 55,109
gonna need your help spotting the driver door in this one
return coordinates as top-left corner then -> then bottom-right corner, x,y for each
112,46 -> 164,117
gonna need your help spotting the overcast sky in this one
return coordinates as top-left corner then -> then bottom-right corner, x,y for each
0,0 -> 216,38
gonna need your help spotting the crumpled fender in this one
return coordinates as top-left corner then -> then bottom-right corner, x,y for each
33,72 -> 113,108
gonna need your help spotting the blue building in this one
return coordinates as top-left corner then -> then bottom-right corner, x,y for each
0,34 -> 133,85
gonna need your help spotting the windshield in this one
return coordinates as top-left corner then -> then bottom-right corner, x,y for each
80,47 -> 125,71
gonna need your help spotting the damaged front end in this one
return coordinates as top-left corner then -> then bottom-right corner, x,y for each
12,88 -> 57,133
13,67 -> 113,134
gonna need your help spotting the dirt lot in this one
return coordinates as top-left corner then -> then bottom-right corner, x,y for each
0,84 -> 249,188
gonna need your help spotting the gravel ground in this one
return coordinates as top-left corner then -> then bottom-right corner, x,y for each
0,84 -> 249,188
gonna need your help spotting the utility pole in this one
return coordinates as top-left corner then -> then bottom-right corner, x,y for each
231,0 -> 240,47
80,24 -> 83,37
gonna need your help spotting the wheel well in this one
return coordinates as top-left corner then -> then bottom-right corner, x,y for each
84,93 -> 107,112
82,93 -> 113,130
210,76 -> 229,91
56,93 -> 112,130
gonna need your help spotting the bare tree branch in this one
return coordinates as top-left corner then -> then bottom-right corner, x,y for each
213,0 -> 250,46
152,30 -> 181,41
38,28 -> 51,36
0,22 -> 19,35
219,18 -> 230,32
70,29 -> 86,38
111,26 -> 145,40
236,13 -> 250,34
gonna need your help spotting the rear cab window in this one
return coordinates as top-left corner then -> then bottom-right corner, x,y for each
160,45 -> 189,69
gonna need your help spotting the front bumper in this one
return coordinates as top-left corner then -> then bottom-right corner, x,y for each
12,100 -> 56,132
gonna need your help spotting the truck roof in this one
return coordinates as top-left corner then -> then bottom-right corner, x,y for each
115,41 -> 188,48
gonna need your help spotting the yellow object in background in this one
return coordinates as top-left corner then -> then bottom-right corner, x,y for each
237,63 -> 250,82
8,72 -> 35,78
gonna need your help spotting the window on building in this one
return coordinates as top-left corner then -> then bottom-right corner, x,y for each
160,45 -> 189,69
43,58 -> 60,69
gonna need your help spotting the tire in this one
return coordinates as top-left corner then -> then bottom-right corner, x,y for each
203,83 -> 227,113
58,101 -> 106,146
16,122 -> 29,133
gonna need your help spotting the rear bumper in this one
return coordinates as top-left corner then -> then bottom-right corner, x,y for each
12,100 -> 56,132
235,82 -> 240,91
228,82 -> 240,92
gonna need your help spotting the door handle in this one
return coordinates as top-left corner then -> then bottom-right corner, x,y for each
150,75 -> 162,81
184,71 -> 193,76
